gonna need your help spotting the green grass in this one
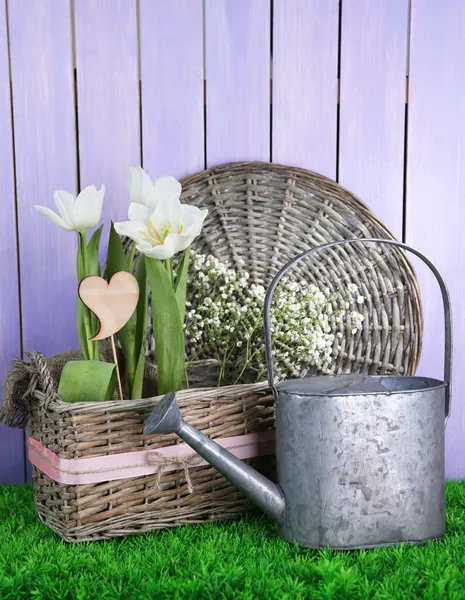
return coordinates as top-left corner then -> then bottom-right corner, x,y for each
1,482 -> 465,599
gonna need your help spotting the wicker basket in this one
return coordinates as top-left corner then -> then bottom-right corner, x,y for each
3,350 -> 274,542
3,162 -> 423,542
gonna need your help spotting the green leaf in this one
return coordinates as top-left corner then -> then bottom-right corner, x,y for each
58,360 -> 116,402
146,257 -> 185,395
87,224 -> 104,276
76,233 -> 91,359
130,255 -> 148,399
106,223 -> 147,398
76,298 -> 90,361
86,225 -> 104,343
174,247 -> 191,327
134,255 -> 148,358
76,234 -> 85,283
132,352 -> 146,400
105,221 -> 136,390
117,320 -> 136,398
106,221 -> 129,279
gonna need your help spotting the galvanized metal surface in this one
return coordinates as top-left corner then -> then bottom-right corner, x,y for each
276,382 -> 446,549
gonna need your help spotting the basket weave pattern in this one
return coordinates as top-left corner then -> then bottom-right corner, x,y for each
156,162 -> 422,377
26,354 -> 274,542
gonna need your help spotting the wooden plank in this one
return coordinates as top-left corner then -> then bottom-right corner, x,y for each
339,0 -> 408,238
0,0 -> 24,483
206,0 -> 270,165
406,0 -> 465,479
9,0 -> 77,354
9,0 -> 77,481
140,0 -> 204,179
272,0 -> 339,177
74,0 -> 140,229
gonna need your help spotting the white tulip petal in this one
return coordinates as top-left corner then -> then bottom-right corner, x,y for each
120,173 -> 204,260
128,202 -> 152,223
149,198 -> 183,233
34,205 -> 74,231
135,239 -> 153,251
53,190 -> 76,230
164,203 -> 183,233
140,238 -> 177,260
73,185 -> 105,231
127,166 -> 158,209
180,205 -> 208,229
165,232 -> 192,254
152,175 -> 182,204
114,219 -> 146,241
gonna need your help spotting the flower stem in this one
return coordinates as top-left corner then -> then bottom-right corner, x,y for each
164,259 -> 174,288
128,242 -> 137,270
79,231 -> 98,360
233,348 -> 261,385
80,231 -> 89,274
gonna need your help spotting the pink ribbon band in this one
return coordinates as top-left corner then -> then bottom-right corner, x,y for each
27,430 -> 276,486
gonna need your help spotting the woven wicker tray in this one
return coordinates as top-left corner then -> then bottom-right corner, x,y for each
148,162 -> 423,377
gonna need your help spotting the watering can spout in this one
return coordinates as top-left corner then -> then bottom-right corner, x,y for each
144,393 -> 285,525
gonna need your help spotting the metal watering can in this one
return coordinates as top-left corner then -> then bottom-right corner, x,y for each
145,238 -> 452,549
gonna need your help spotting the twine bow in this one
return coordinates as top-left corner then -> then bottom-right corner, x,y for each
148,451 -> 203,494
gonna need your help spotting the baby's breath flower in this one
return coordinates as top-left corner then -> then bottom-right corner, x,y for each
185,253 -> 364,385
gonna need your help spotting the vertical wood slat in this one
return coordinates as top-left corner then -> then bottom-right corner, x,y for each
140,0 -> 204,180
9,0 -> 77,482
339,0 -> 408,238
272,0 -> 339,178
0,0 -> 24,483
205,0 -> 271,166
74,0 -> 140,232
407,0 -> 465,480
9,0 -> 78,359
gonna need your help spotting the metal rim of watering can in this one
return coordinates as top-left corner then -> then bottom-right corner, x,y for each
263,238 -> 453,423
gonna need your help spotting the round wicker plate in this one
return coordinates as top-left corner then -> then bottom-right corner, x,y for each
142,161 -> 422,378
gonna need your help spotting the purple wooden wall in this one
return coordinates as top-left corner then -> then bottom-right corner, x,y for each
1,0 -> 464,483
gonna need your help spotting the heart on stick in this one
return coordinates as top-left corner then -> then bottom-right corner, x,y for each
79,272 -> 139,340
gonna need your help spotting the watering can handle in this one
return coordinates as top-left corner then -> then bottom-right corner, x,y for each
264,238 -> 452,421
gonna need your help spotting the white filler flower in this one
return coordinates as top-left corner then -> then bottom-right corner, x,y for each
115,168 -> 207,260
34,185 -> 105,232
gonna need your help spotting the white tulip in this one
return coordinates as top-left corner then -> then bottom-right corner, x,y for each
114,196 -> 208,260
127,166 -> 181,210
34,185 -> 105,232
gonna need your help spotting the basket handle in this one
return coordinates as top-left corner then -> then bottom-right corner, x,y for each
263,238 -> 452,421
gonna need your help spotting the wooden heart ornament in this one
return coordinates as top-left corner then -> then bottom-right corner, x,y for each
79,272 -> 139,341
